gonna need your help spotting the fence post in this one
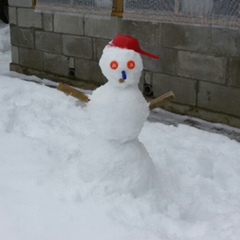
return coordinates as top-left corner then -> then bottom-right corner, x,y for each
112,0 -> 123,17
174,0 -> 180,13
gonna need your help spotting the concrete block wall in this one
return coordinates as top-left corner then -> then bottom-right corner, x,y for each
8,0 -> 240,128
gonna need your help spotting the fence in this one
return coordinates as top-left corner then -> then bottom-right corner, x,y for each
35,0 -> 240,28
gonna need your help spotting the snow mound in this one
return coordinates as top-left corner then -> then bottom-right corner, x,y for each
0,23 -> 10,52
80,134 -> 157,195
0,76 -> 240,240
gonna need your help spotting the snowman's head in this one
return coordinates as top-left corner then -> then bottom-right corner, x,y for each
99,35 -> 159,88
99,45 -> 143,88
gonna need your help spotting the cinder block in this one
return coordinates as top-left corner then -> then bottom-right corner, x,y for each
69,57 -> 74,68
43,13 -> 53,32
177,51 -> 227,84
10,26 -> 34,48
9,7 -> 17,25
35,31 -> 62,54
144,71 -> 152,85
142,54 -> 160,73
62,35 -> 92,59
161,23 -> 211,53
159,48 -> 177,75
198,81 -> 240,117
54,13 -> 83,35
211,28 -> 240,57
11,46 -> 19,64
152,73 -> 197,106
142,47 -> 177,74
10,63 -> 25,74
139,74 -> 144,92
159,101 -> 240,129
84,17 -> 120,39
121,20 -> 160,50
9,0 -> 33,8
121,20 -> 162,73
75,59 -> 106,84
17,8 -> 42,28
228,58 -> 240,88
19,47 -> 44,70
94,38 -> 110,60
44,53 -> 69,77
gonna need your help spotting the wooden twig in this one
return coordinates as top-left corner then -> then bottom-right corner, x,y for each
57,83 -> 90,103
57,83 -> 175,110
149,91 -> 175,110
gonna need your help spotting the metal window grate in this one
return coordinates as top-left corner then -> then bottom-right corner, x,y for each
123,0 -> 240,28
35,0 -> 113,17
35,0 -> 240,28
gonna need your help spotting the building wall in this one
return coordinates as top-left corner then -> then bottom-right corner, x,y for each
8,0 -> 240,128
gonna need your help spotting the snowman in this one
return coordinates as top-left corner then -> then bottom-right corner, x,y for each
80,35 -> 160,195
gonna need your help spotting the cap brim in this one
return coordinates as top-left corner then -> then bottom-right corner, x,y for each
139,49 -> 159,60
108,42 -> 160,60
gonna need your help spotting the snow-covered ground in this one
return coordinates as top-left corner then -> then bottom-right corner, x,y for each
1,21 -> 240,240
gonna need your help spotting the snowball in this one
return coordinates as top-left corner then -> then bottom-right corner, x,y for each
99,45 -> 143,88
88,83 -> 149,142
79,134 -> 157,195
0,23 -> 10,52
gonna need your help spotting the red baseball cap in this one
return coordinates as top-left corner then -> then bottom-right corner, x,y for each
109,35 -> 159,60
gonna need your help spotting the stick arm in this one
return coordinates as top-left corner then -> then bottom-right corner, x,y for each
148,91 -> 175,110
57,83 -> 175,109
57,83 -> 90,103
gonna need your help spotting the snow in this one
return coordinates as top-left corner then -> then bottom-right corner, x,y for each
1,20 -> 240,240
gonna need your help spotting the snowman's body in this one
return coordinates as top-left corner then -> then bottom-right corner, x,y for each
88,83 -> 149,142
80,38 -> 158,195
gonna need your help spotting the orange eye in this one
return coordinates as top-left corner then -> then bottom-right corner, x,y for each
127,60 -> 135,70
110,61 -> 119,70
